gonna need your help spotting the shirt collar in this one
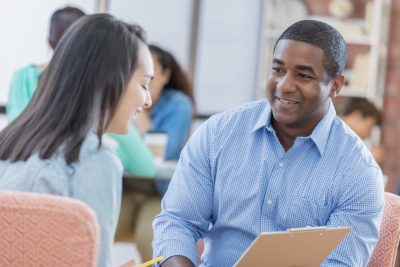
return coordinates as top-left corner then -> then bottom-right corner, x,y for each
308,101 -> 336,155
252,100 -> 336,156
252,101 -> 273,133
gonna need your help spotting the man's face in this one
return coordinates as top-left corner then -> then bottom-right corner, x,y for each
267,40 -> 341,131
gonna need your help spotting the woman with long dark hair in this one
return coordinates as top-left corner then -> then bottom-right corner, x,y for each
0,14 -> 153,266
6,6 -> 156,179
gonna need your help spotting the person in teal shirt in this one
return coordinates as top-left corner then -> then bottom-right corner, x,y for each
6,64 -> 42,122
108,125 -> 155,177
7,6 -> 85,121
6,6 -> 155,178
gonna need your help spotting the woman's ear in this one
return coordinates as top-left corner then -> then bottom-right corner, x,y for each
329,75 -> 345,99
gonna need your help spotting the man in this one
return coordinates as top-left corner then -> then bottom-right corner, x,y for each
152,20 -> 384,266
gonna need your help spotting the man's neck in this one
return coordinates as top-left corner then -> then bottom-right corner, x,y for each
272,119 -> 317,152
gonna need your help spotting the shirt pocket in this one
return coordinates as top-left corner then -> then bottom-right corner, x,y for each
279,195 -> 331,229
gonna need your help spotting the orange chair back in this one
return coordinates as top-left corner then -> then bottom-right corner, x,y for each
368,192 -> 400,267
0,190 -> 99,267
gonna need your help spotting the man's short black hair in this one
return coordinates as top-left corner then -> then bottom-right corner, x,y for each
274,20 -> 347,80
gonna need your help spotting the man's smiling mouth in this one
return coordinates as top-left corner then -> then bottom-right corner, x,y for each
276,96 -> 299,104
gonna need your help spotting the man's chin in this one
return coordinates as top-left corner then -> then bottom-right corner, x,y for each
272,112 -> 299,127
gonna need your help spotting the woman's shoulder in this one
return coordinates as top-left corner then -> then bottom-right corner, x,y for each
77,132 -> 123,174
0,153 -> 70,194
157,89 -> 193,114
162,89 -> 192,105
12,64 -> 42,78
79,132 -> 120,162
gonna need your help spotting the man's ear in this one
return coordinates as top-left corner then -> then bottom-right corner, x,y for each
329,75 -> 345,99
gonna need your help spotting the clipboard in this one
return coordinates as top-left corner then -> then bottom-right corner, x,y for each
234,226 -> 351,267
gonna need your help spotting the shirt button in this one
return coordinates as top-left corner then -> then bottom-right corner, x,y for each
278,162 -> 284,168
267,199 -> 273,205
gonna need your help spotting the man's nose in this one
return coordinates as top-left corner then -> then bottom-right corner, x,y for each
276,72 -> 297,92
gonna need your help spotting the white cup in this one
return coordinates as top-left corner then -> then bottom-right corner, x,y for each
144,132 -> 168,160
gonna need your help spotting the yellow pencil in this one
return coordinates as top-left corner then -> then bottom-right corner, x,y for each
137,256 -> 164,267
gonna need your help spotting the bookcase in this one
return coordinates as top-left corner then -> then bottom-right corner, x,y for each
257,0 -> 391,108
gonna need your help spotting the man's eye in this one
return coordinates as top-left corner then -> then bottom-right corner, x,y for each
272,67 -> 283,73
298,73 -> 314,80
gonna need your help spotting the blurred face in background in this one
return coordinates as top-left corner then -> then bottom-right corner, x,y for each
344,112 -> 376,140
355,116 -> 376,140
150,52 -> 171,104
107,43 -> 154,134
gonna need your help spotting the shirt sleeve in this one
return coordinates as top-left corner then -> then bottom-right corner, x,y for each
152,116 -> 215,265
73,147 -> 123,267
108,124 -> 156,177
322,163 -> 384,266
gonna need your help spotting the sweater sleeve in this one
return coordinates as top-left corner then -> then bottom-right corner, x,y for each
108,124 -> 156,177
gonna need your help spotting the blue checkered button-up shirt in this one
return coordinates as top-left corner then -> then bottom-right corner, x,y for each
153,100 -> 384,267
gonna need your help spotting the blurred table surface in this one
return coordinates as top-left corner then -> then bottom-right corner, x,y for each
123,160 -> 178,181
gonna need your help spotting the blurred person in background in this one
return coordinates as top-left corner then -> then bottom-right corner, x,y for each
6,6 -> 85,122
0,14 -> 153,266
136,44 -> 194,195
340,97 -> 384,166
108,124 -> 155,178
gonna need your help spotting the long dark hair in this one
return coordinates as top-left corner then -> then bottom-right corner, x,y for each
0,14 -> 146,164
149,44 -> 194,103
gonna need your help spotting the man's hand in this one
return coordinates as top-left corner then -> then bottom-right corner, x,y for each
161,256 -> 195,267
